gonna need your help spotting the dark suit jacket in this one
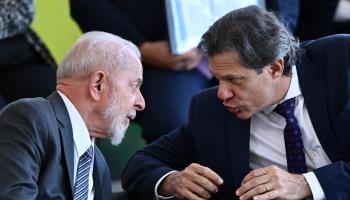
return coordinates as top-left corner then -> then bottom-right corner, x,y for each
0,91 -> 111,199
122,34 -> 350,199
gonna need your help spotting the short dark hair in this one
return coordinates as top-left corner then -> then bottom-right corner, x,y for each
198,5 -> 299,75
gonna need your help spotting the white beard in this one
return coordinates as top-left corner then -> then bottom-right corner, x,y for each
103,93 -> 134,146
109,114 -> 128,146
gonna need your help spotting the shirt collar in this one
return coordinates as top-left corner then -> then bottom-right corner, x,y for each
57,91 -> 94,157
262,66 -> 302,115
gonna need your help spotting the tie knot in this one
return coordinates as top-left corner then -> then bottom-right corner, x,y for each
274,97 -> 296,119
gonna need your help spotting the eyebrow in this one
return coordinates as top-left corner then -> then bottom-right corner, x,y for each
222,74 -> 244,80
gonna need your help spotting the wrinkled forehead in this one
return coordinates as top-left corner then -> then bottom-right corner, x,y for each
209,52 -> 242,68
113,47 -> 142,70
112,53 -> 143,79
124,51 -> 143,75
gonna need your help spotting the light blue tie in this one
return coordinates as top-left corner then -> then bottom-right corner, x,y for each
74,145 -> 93,200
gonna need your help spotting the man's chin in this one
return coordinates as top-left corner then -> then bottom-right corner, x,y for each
234,111 -> 252,120
110,126 -> 128,146
110,132 -> 125,146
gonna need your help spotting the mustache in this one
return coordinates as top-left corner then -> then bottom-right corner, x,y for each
127,110 -> 137,120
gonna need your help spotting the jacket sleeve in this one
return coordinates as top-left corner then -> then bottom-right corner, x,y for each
121,97 -> 199,199
314,160 -> 350,198
0,100 -> 48,200
311,34 -> 350,199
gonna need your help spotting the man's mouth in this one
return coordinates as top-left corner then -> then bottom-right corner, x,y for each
224,104 -> 240,113
127,112 -> 136,121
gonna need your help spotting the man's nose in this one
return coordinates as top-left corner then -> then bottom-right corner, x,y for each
217,84 -> 235,101
135,92 -> 145,111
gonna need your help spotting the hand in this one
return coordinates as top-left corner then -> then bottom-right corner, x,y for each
158,163 -> 224,199
139,41 -> 202,71
236,165 -> 312,200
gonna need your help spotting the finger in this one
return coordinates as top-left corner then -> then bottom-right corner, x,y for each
168,56 -> 193,70
174,53 -> 192,61
176,50 -> 201,64
236,174 -> 270,195
179,49 -> 200,59
182,58 -> 196,70
237,184 -> 269,200
176,188 -> 207,200
190,171 -> 220,193
172,53 -> 200,70
186,47 -> 200,53
185,59 -> 201,70
183,179 -> 212,199
191,164 -> 224,186
252,190 -> 278,200
168,60 -> 187,71
173,170 -> 214,199
242,168 -> 268,184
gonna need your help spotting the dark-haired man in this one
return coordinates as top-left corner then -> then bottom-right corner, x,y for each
123,6 -> 350,200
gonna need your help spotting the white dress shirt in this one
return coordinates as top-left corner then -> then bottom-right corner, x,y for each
250,66 -> 331,199
58,91 -> 95,200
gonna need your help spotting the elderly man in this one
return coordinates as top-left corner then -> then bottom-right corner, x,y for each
0,31 -> 145,199
122,6 -> 350,200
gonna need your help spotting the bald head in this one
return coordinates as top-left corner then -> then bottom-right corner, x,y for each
57,31 -> 141,81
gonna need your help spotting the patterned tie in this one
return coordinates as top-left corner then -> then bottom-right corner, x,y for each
74,145 -> 93,200
274,98 -> 307,174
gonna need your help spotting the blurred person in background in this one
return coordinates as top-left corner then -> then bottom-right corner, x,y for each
0,0 -> 56,109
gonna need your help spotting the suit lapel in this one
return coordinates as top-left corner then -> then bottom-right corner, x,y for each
93,148 -> 103,200
226,112 -> 250,187
297,58 -> 342,161
92,146 -> 111,200
47,91 -> 75,195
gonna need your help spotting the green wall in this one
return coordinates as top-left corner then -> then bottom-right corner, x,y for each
32,0 -> 81,63
32,0 -> 145,180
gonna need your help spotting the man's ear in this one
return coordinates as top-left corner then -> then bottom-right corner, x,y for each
268,58 -> 284,79
89,71 -> 107,101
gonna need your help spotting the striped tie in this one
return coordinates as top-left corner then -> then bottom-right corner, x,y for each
74,145 -> 93,200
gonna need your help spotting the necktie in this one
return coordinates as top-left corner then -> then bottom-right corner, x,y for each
74,145 -> 93,200
274,98 -> 307,174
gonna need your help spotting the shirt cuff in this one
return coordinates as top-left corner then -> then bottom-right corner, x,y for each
154,171 -> 177,200
303,172 -> 326,200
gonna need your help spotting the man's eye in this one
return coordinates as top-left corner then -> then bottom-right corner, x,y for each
229,77 -> 242,83
131,85 -> 138,91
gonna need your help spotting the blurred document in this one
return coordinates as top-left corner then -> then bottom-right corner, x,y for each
166,0 -> 265,54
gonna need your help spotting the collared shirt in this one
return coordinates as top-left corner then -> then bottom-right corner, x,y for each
155,67 -> 331,199
250,66 -> 331,199
0,0 -> 34,39
58,91 -> 95,200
